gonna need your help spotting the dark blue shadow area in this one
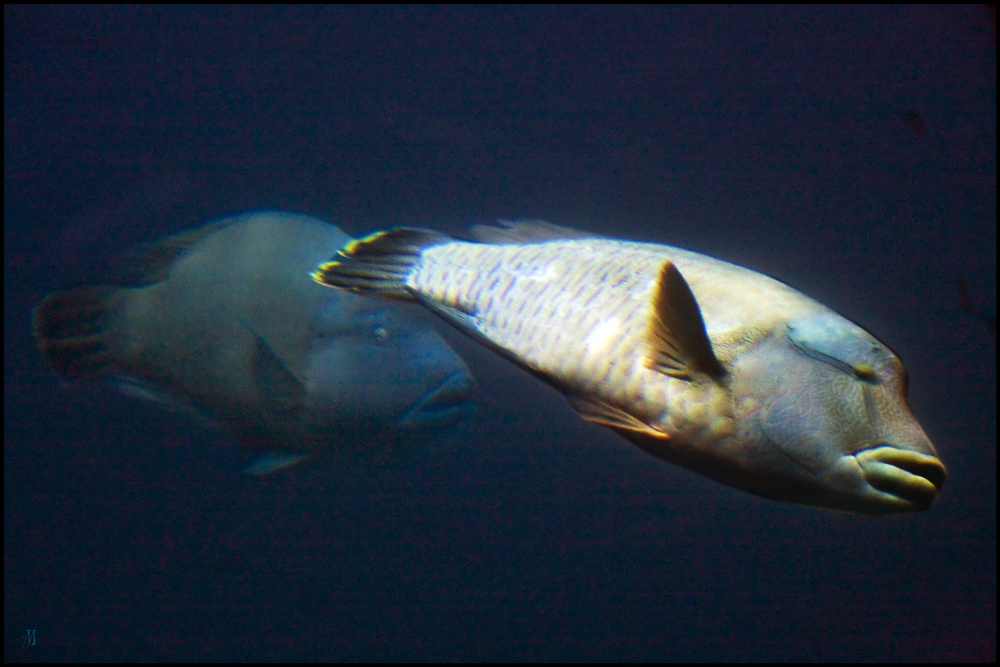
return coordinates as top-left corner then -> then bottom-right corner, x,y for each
5,5 -> 995,661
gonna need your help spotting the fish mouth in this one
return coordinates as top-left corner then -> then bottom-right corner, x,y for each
853,445 -> 946,511
399,371 -> 476,428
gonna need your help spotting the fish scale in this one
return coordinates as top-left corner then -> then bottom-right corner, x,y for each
412,240 -> 683,424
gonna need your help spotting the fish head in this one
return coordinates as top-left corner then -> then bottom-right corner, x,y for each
301,291 -> 476,454
724,311 -> 945,513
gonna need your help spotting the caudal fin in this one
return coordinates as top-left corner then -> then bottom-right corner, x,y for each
32,287 -> 124,378
312,227 -> 452,300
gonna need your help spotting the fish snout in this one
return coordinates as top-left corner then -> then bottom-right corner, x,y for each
854,446 -> 946,511
399,370 -> 477,430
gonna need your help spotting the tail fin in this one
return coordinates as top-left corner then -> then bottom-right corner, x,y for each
32,287 -> 124,378
312,227 -> 452,300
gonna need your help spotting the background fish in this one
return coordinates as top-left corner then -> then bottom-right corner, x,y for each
315,220 -> 945,513
33,211 -> 476,473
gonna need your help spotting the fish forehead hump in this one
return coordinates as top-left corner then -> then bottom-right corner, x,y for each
147,213 -> 472,426
119,213 -> 347,385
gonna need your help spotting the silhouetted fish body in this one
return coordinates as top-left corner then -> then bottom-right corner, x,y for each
34,211 -> 475,473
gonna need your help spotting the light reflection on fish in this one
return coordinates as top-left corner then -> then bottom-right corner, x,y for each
33,211 -> 476,474
314,220 -> 945,514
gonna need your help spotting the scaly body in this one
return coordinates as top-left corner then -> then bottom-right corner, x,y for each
315,221 -> 946,513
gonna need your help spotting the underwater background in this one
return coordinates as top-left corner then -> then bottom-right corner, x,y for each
5,5 -> 995,661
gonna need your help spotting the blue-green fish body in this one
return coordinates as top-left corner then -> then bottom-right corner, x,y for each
34,211 -> 476,473
315,221 -> 945,513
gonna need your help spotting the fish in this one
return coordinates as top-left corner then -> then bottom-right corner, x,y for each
33,211 -> 476,474
314,220 -> 946,513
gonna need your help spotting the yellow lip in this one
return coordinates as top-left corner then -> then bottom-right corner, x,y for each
854,446 -> 947,510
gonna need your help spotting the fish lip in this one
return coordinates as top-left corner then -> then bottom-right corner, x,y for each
399,371 -> 476,428
853,445 -> 947,510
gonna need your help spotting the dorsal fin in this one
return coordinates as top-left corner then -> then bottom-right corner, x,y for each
470,220 -> 602,244
113,219 -> 234,285
646,261 -> 726,381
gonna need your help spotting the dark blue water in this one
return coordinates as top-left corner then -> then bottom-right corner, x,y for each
5,5 -> 994,661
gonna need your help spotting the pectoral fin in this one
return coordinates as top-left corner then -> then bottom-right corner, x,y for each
239,317 -> 306,411
646,261 -> 725,381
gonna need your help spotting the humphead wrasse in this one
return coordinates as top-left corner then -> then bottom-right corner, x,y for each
314,221 -> 945,513
33,211 -> 476,474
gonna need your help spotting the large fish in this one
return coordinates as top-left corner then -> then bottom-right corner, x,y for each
33,211 -> 476,474
314,221 -> 945,513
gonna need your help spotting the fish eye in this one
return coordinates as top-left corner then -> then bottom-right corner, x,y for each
786,316 -> 882,384
852,362 -> 877,382
788,340 -> 880,384
372,326 -> 388,344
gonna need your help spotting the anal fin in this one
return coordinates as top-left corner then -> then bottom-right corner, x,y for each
566,393 -> 669,440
